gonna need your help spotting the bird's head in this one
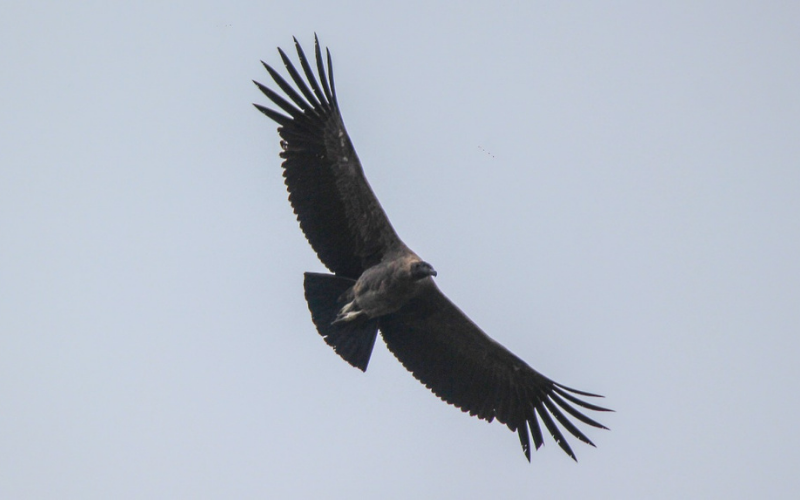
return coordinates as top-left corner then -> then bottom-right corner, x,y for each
410,260 -> 437,281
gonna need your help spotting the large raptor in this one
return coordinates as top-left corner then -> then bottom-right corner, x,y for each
254,35 -> 610,462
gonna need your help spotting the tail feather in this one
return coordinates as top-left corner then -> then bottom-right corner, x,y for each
303,272 -> 378,371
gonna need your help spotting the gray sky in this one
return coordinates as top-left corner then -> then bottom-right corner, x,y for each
2,1 -> 799,498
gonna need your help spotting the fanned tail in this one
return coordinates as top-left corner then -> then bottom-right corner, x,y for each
303,272 -> 378,371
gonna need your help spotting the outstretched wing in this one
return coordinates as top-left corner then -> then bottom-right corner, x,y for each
254,36 -> 405,279
379,283 -> 610,461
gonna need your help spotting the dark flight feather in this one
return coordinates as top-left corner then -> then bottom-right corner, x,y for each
303,272 -> 378,371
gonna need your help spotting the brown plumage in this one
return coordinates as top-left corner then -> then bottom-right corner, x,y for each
254,35 -> 611,462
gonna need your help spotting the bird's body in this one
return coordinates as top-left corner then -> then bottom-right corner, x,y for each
336,255 -> 437,322
254,35 -> 610,462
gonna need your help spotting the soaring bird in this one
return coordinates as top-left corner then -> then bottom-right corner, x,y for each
254,35 -> 610,462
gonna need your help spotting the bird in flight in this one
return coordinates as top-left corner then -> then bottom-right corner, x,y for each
253,35 -> 610,462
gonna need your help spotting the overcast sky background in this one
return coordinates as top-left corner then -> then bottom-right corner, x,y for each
2,1 -> 799,498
